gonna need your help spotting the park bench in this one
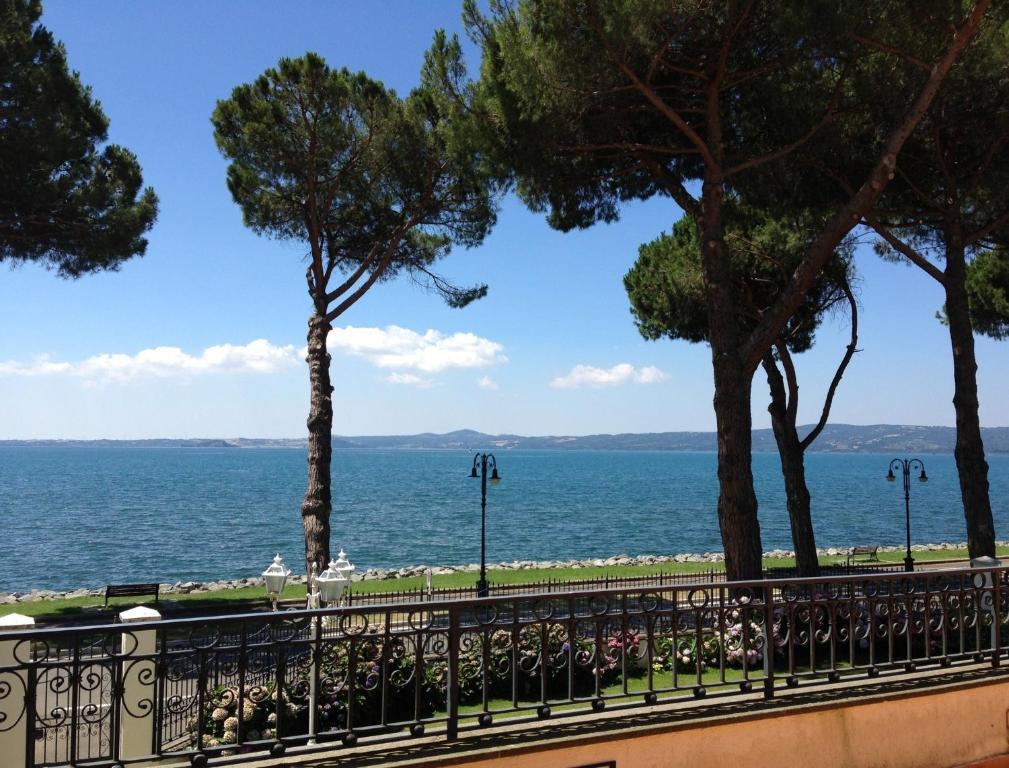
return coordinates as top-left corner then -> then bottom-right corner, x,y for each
104,582 -> 160,608
847,545 -> 880,565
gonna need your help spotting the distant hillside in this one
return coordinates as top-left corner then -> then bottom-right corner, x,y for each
239,424 -> 1009,453
0,438 -> 235,448
4,425 -> 1008,453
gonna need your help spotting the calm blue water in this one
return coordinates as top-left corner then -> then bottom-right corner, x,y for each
1,447 -> 1008,593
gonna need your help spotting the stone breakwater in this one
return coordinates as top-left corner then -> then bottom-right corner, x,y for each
2,541 -> 997,605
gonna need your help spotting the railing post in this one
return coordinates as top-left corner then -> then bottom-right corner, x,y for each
308,614 -> 319,744
762,587 -> 775,699
970,557 -> 1001,665
446,606 -> 460,741
994,570 -> 1002,669
118,605 -> 161,763
0,613 -> 35,768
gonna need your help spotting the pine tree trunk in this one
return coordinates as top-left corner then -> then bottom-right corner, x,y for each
763,357 -> 819,577
700,180 -> 763,583
302,313 -> 333,578
712,375 -> 763,582
944,235 -> 996,559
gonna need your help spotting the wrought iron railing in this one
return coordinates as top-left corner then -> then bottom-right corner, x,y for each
0,565 -> 1002,767
343,562 -> 901,606
344,567 -> 724,605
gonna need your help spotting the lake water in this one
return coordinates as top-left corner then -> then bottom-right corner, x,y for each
2,446 -> 1008,593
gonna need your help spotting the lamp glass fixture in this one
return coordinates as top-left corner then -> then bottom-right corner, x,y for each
262,553 -> 291,596
317,549 -> 355,604
316,562 -> 342,604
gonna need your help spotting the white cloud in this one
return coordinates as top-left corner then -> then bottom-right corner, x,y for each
550,363 -> 669,389
478,375 -> 499,390
0,340 -> 300,382
0,355 -> 73,376
328,325 -> 506,373
386,372 -> 434,388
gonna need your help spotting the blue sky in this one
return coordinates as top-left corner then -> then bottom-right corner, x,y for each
1,0 -> 1007,439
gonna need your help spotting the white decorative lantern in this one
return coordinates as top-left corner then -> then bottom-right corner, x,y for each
317,549 -> 355,606
262,554 -> 291,610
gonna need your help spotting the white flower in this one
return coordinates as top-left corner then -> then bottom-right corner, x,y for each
211,707 -> 229,722
220,731 -> 237,744
223,717 -> 238,732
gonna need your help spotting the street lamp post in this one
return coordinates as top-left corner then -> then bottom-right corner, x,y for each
886,458 -> 928,572
469,453 -> 500,597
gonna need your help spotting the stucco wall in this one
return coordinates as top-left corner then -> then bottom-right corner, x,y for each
452,680 -> 1009,768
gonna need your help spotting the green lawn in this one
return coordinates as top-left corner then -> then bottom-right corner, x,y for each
5,545 -> 1001,622
451,658 -> 861,720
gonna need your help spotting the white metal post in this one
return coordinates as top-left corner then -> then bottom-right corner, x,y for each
118,605 -> 161,763
0,613 -> 35,764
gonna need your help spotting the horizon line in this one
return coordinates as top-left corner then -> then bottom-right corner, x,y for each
3,422 -> 1009,442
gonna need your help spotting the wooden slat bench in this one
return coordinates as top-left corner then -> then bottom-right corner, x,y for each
104,583 -> 160,607
847,545 -> 880,565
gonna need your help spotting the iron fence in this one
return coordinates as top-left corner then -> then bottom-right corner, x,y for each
344,567 -> 724,606
0,564 -> 1002,767
343,562 -> 901,607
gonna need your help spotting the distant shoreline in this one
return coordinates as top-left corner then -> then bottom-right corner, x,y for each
2,423 -> 1009,453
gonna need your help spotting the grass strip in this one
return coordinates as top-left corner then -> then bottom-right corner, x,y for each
6,546 -> 1002,621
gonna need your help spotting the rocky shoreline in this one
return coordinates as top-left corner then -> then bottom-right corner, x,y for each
4,540 -> 998,606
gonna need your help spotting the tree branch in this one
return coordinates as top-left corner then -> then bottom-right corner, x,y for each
741,0 -> 990,375
725,109 -> 839,178
324,242 -> 399,322
762,352 -> 789,435
966,207 -> 1009,247
864,213 -> 946,284
967,127 -> 1009,196
850,34 -> 931,71
323,244 -> 382,304
640,156 -> 701,219
559,142 -> 701,157
800,279 -> 859,450
775,341 -> 800,428
727,58 -> 849,177
608,55 -> 717,169
645,12 -> 704,84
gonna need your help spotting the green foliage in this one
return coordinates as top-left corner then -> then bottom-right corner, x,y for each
626,210 -> 853,353
466,0 -> 873,231
211,39 -> 497,314
874,7 -> 1009,246
966,250 -> 1009,339
626,221 -> 709,345
0,0 -> 158,276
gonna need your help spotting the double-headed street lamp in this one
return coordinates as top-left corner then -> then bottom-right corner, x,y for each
262,550 -> 355,611
886,458 -> 928,572
469,452 -> 501,597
